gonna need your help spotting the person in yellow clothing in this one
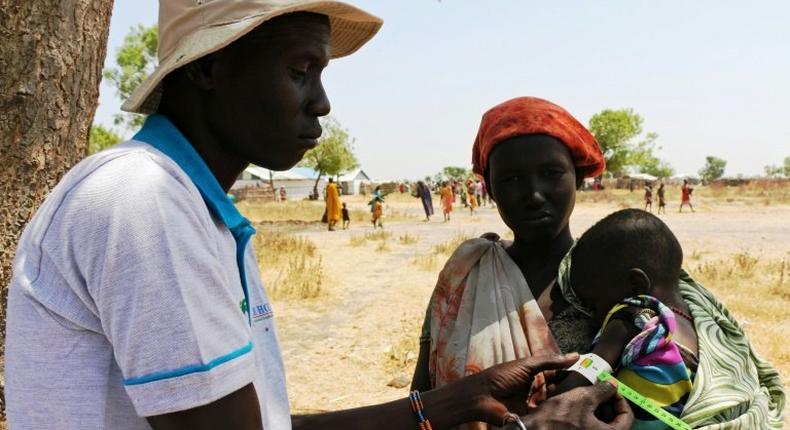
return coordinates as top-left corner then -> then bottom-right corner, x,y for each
325,178 -> 342,231
440,181 -> 453,222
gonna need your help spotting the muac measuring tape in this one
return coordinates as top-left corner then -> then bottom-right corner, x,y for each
568,353 -> 692,430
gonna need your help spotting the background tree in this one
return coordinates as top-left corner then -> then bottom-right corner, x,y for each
88,124 -> 124,154
628,132 -> 675,178
764,164 -> 783,178
299,117 -> 359,197
103,24 -> 157,131
441,166 -> 471,180
699,156 -> 727,183
588,108 -> 674,178
588,108 -> 643,176
784,156 -> 790,177
0,0 -> 115,393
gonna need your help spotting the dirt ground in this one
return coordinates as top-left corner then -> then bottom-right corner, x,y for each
258,192 -> 790,426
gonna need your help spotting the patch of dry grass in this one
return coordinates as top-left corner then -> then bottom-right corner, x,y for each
384,315 -> 422,373
398,232 -> 420,245
366,230 -> 392,241
238,199 -> 415,223
348,230 -> 394,249
697,181 -> 790,205
575,181 -> 790,209
253,233 -> 324,300
411,253 -> 439,272
432,233 -> 473,255
269,254 -> 325,299
349,234 -> 367,247
375,239 -> 390,253
239,200 -> 330,222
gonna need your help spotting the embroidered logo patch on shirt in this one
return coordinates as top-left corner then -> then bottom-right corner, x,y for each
252,303 -> 274,322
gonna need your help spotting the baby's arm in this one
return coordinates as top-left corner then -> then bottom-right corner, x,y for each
551,316 -> 640,396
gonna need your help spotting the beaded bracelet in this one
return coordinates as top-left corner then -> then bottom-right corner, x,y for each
408,390 -> 433,430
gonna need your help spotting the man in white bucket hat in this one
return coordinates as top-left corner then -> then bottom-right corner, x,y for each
5,1 -> 634,429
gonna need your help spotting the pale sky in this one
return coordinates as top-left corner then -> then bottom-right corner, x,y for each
95,1 -> 790,180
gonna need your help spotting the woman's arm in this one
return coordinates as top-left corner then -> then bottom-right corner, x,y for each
293,353 -> 633,430
411,340 -> 432,391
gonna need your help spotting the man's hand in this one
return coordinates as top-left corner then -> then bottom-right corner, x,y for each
441,352 -> 579,425
521,381 -> 634,430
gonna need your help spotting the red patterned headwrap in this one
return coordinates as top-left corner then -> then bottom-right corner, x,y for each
472,97 -> 605,178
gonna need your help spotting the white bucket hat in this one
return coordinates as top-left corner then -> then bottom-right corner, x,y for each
121,0 -> 382,114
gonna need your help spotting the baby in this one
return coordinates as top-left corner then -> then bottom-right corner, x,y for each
555,209 -> 698,428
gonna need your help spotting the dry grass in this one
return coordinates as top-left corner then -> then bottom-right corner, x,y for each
411,253 -> 439,272
384,315 -> 422,373
697,181 -> 790,205
348,230 -> 393,251
269,254 -> 325,299
349,234 -> 367,247
575,181 -> 790,209
375,239 -> 390,253
366,230 -> 392,241
432,233 -> 474,255
689,252 -> 790,395
398,232 -> 420,245
408,233 -> 474,273
253,233 -> 324,300
238,199 -> 416,223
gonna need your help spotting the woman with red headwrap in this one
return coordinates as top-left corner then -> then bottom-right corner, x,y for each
412,97 -> 785,429
411,97 -> 607,425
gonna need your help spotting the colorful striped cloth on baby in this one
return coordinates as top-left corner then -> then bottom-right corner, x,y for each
594,295 -> 693,430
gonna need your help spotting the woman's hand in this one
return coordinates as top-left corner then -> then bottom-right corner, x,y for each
521,382 -> 634,430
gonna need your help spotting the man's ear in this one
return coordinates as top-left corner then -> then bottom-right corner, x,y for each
627,268 -> 651,296
183,55 -> 218,91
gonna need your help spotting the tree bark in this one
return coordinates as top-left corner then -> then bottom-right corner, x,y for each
0,0 -> 115,397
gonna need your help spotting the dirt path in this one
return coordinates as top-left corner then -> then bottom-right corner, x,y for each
268,197 -> 790,423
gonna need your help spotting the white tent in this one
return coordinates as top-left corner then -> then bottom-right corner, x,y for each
234,166 -> 324,200
626,172 -> 658,181
337,168 -> 371,195
671,173 -> 699,180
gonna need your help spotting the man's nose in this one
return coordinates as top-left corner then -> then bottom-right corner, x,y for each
308,79 -> 331,117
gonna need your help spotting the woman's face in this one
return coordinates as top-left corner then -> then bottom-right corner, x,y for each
488,135 -> 578,244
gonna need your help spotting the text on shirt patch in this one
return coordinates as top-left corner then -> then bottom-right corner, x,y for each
252,303 -> 274,322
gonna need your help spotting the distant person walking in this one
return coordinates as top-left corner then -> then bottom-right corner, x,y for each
415,180 -> 434,221
657,182 -> 667,214
341,202 -> 350,229
644,182 -> 653,212
325,178 -> 342,231
467,180 -> 478,215
370,197 -> 384,229
474,179 -> 483,207
440,181 -> 453,221
279,186 -> 287,202
679,179 -> 695,213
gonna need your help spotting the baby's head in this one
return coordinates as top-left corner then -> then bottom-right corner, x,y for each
569,209 -> 683,323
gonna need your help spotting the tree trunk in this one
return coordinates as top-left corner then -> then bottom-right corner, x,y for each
312,172 -> 324,200
0,0 -> 115,394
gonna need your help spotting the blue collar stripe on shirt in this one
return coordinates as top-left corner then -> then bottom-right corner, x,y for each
133,114 -> 256,326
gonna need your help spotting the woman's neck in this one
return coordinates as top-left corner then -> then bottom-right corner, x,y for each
507,227 -> 574,298
509,227 -> 574,267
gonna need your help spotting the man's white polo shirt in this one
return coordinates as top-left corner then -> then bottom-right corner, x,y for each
5,115 -> 290,429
